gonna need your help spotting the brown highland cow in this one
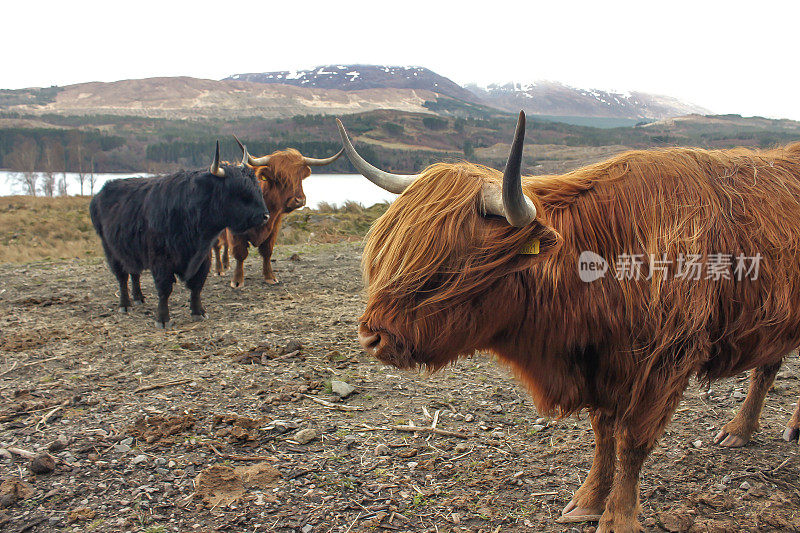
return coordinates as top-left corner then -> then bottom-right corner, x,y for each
213,139 -> 342,287
337,112 -> 800,532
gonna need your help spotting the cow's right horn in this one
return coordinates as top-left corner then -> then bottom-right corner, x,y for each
210,141 -> 225,178
335,118 -> 417,194
480,111 -> 537,226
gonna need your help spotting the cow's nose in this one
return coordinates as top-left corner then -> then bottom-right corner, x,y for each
358,324 -> 382,356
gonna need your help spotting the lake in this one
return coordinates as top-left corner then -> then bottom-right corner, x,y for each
0,171 -> 398,209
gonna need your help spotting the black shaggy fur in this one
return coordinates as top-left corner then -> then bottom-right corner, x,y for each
90,162 -> 268,327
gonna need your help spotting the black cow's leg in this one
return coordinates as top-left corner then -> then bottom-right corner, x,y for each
152,269 -> 175,329
110,260 -> 131,313
222,241 -> 230,270
715,362 -> 781,447
130,272 -> 145,305
186,257 -> 210,320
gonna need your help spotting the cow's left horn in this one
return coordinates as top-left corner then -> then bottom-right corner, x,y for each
336,118 -> 418,194
303,149 -> 344,167
232,135 -> 272,166
210,141 -> 225,178
480,111 -> 537,226
233,135 -> 251,166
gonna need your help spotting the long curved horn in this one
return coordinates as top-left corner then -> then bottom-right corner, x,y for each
210,141 -> 225,178
247,152 -> 272,166
480,111 -> 537,226
233,135 -> 251,166
335,118 -> 417,194
304,148 -> 344,167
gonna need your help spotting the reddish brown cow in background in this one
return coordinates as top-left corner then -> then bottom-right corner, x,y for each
213,141 -> 341,287
338,113 -> 800,532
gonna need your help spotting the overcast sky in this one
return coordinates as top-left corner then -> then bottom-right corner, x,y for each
5,1 -> 799,119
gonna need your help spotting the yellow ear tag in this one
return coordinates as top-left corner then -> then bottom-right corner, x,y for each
519,238 -> 540,255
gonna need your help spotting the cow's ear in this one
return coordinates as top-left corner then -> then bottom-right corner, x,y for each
515,222 -> 563,262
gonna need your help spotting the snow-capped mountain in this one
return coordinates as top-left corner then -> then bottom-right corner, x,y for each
466,81 -> 710,120
226,65 -> 481,104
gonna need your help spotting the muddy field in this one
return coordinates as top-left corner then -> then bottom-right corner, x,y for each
0,242 -> 798,533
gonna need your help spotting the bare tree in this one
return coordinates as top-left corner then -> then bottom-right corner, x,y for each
5,139 -> 40,196
57,175 -> 68,196
41,141 -> 64,197
68,132 -> 86,195
89,156 -> 97,195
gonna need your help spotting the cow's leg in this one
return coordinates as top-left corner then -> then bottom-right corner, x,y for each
222,240 -> 229,270
130,272 -> 145,305
110,260 -> 131,313
258,231 -> 280,285
230,238 -> 249,289
212,239 -> 225,276
597,379 -> 687,533
715,362 -> 781,447
186,257 -> 210,320
561,412 -> 615,521
783,394 -> 800,443
152,268 -> 175,329
597,434 -> 651,533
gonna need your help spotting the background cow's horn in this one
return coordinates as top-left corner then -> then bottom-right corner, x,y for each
233,135 -> 251,166
304,149 -> 344,167
233,135 -> 271,166
335,118 -> 417,194
481,111 -> 537,226
210,141 -> 225,178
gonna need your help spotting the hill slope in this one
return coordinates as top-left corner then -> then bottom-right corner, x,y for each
467,81 -> 711,120
226,65 -> 481,104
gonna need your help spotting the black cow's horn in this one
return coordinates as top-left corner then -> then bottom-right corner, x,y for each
335,118 -> 417,194
303,149 -> 344,167
480,111 -> 537,226
210,141 -> 225,178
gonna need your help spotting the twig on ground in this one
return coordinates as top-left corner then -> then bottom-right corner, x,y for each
300,394 -> 364,411
35,400 -> 70,431
4,446 -> 37,459
0,356 -> 60,377
208,444 -> 278,462
134,378 -> 192,393
392,425 -> 469,439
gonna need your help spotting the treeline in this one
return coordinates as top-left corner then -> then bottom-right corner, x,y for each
3,109 -> 800,182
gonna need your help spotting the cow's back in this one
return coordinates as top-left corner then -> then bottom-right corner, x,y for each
545,144 -> 800,380
90,177 -> 153,272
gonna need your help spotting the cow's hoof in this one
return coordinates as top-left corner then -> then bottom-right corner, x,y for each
118,306 -> 129,314
714,429 -> 749,448
154,320 -> 172,330
190,314 -> 206,322
132,299 -> 144,306
214,271 -> 224,277
783,426 -> 800,443
557,501 -> 603,523
264,277 -> 279,285
230,280 -> 243,289
597,513 -> 644,533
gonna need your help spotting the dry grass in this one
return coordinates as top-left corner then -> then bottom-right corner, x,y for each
0,196 -> 390,264
0,196 -> 101,263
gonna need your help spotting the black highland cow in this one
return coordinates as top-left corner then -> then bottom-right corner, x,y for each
90,143 -> 269,328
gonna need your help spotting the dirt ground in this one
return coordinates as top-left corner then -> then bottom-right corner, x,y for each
0,242 -> 798,533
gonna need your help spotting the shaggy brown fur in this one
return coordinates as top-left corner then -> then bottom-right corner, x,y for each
214,149 -> 311,287
360,144 -> 800,531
